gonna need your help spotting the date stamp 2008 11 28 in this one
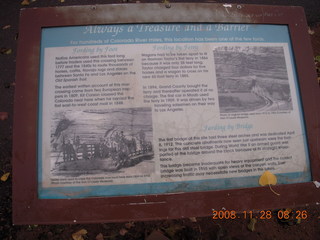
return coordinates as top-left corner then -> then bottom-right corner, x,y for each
212,210 -> 308,220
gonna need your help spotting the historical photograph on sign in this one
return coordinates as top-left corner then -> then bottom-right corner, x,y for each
213,46 -> 293,113
50,107 -> 154,177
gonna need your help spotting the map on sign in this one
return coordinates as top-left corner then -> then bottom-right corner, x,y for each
38,24 -> 310,199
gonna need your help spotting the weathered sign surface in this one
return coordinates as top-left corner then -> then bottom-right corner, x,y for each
39,24 -> 310,199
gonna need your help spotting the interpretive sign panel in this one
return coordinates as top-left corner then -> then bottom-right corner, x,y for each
39,24 -> 310,198
13,3 -> 320,224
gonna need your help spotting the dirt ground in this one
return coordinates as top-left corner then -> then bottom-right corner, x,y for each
1,0 -> 320,239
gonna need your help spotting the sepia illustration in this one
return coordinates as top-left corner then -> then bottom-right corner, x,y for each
213,46 -> 293,113
49,107 -> 154,177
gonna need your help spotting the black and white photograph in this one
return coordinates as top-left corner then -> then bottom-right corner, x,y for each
49,107 -> 154,177
213,46 -> 293,113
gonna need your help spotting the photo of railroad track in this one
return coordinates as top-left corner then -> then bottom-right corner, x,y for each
213,46 -> 293,113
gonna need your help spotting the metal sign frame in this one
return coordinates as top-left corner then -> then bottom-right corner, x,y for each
13,3 -> 320,224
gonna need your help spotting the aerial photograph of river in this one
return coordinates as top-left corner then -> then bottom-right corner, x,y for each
213,46 -> 293,113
